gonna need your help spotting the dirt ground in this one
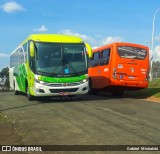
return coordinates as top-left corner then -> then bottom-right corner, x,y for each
146,96 -> 160,103
0,114 -> 22,145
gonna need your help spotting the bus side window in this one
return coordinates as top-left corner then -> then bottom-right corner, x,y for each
100,49 -> 110,65
10,56 -> 13,68
15,49 -> 20,66
20,47 -> 24,64
22,43 -> 28,62
91,52 -> 100,67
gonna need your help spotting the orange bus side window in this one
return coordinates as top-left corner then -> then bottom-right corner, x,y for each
100,49 -> 110,66
91,52 -> 100,67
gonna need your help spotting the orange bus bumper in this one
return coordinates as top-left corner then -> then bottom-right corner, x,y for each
110,80 -> 148,88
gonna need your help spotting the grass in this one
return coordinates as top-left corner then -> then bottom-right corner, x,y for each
148,78 -> 160,98
149,78 -> 160,88
124,78 -> 160,99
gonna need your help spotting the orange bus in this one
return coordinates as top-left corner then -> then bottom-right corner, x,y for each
88,42 -> 149,96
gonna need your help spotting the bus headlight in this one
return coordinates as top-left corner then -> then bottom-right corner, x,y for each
82,79 -> 87,83
82,77 -> 89,83
34,78 -> 45,84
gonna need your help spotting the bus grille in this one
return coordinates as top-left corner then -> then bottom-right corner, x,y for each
49,88 -> 78,93
44,82 -> 81,87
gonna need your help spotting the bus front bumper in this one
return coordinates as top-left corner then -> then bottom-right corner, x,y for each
33,81 -> 89,97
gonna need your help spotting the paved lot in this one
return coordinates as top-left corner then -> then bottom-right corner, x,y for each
0,92 -> 160,153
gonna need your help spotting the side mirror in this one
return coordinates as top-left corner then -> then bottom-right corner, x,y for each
30,41 -> 35,58
85,43 -> 92,58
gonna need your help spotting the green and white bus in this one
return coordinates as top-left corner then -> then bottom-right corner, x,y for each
9,34 -> 92,100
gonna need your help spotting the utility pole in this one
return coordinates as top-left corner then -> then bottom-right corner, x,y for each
150,7 -> 160,81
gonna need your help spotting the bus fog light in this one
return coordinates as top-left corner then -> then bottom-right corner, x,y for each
82,87 -> 87,91
36,88 -> 45,93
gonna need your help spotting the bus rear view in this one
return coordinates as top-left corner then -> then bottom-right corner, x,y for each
88,42 -> 149,97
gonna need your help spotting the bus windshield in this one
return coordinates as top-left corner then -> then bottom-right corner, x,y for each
117,46 -> 147,60
35,43 -> 87,77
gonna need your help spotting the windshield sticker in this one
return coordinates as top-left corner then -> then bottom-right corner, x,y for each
64,68 -> 70,74
104,68 -> 108,72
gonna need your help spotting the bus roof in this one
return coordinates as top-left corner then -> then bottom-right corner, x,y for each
10,34 -> 85,55
22,34 -> 84,44
93,42 -> 149,52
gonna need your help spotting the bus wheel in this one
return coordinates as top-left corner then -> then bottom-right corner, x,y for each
111,88 -> 124,97
90,89 -> 99,95
14,82 -> 19,95
26,85 -> 34,101
88,79 -> 99,95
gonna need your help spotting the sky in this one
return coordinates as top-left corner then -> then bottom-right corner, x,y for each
0,0 -> 160,70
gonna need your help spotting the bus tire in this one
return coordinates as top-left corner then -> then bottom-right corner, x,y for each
14,82 -> 19,95
111,88 -> 124,97
26,84 -> 34,101
28,94 -> 34,101
88,78 -> 99,95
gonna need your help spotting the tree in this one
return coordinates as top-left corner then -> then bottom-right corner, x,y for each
0,67 -> 9,87
152,61 -> 160,78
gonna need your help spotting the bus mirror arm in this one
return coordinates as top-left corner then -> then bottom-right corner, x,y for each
85,43 -> 92,58
30,41 -> 35,58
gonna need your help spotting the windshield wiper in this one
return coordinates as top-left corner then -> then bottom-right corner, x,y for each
50,60 -> 63,76
36,70 -> 52,75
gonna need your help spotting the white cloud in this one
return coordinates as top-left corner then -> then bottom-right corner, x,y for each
92,46 -> 99,49
0,53 -> 9,58
58,29 -> 124,48
101,36 -> 123,45
59,29 -> 91,42
33,25 -> 48,32
153,45 -> 160,61
1,1 -> 26,13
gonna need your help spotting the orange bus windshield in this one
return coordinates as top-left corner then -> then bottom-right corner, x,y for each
117,46 -> 147,60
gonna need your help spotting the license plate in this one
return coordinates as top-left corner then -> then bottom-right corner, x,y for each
59,92 -> 69,96
128,76 -> 135,79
